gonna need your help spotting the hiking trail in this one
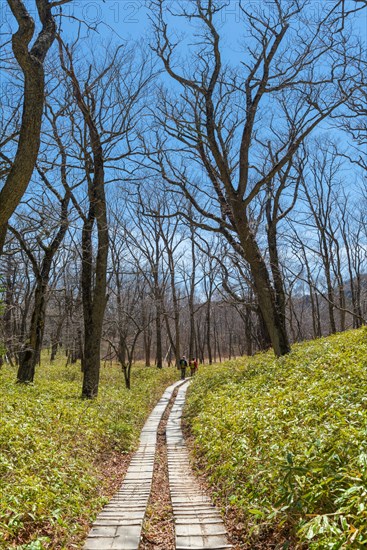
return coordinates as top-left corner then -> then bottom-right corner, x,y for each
84,379 -> 232,550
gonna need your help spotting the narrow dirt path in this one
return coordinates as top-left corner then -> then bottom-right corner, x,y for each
83,378 -> 232,550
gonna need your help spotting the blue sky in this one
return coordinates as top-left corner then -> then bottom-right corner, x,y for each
56,0 -> 366,46
1,0 -> 366,193
1,1 -> 365,68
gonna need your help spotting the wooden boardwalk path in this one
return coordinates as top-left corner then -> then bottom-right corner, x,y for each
84,379 -> 184,550
167,383 -> 232,550
84,378 -> 232,549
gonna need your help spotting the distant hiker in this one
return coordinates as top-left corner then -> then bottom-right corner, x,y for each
189,358 -> 195,377
193,357 -> 198,373
179,355 -> 188,380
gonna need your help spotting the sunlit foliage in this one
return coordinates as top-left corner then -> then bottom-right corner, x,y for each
0,359 -> 178,548
186,328 -> 367,548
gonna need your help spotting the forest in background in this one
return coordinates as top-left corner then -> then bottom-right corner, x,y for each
0,0 -> 366,397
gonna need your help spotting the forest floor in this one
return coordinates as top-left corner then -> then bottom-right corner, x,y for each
0,359 -> 179,549
184,327 -> 367,549
2,328 -> 367,549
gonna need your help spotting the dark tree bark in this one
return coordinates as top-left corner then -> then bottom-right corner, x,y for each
10,185 -> 70,383
265,162 -> 302,348
188,221 -> 197,361
59,41 -> 109,398
0,0 -> 70,254
80,175 -> 108,397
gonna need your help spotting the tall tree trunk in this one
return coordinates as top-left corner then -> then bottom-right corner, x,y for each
155,297 -> 163,368
164,235 -> 181,365
309,287 -> 319,339
188,223 -> 196,360
80,180 -> 108,397
338,283 -> 346,331
196,319 -> 205,364
235,215 -> 290,356
267,221 -> 288,345
59,42 -> 109,398
0,0 -> 66,254
256,306 -> 272,351
50,339 -> 58,363
12,186 -> 69,382
323,251 -> 337,334
81,216 -> 108,396
144,326 -> 152,367
17,280 -> 47,382
315,293 -> 322,337
206,302 -> 212,364
123,365 -> 131,390
332,237 -> 346,332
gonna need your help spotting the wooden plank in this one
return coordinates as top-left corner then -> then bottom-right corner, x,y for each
83,379 -> 186,550
167,383 -> 233,549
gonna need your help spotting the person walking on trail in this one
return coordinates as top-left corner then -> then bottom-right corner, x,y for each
193,357 -> 198,374
179,355 -> 188,380
189,358 -> 196,377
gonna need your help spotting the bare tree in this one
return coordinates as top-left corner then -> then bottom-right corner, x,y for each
9,182 -> 70,383
148,0 -> 359,356
124,196 -> 169,369
0,0 -> 71,254
58,39 -> 152,397
105,264 -> 148,389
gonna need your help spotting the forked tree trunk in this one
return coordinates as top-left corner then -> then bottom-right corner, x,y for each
17,280 -> 47,383
14,189 -> 69,383
123,365 -> 131,390
267,221 -> 288,347
59,41 -> 109,399
80,183 -> 108,398
235,214 -> 290,356
0,0 -> 68,255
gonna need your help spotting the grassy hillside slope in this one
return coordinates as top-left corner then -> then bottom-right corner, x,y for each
185,328 -> 367,549
0,360 -> 178,549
